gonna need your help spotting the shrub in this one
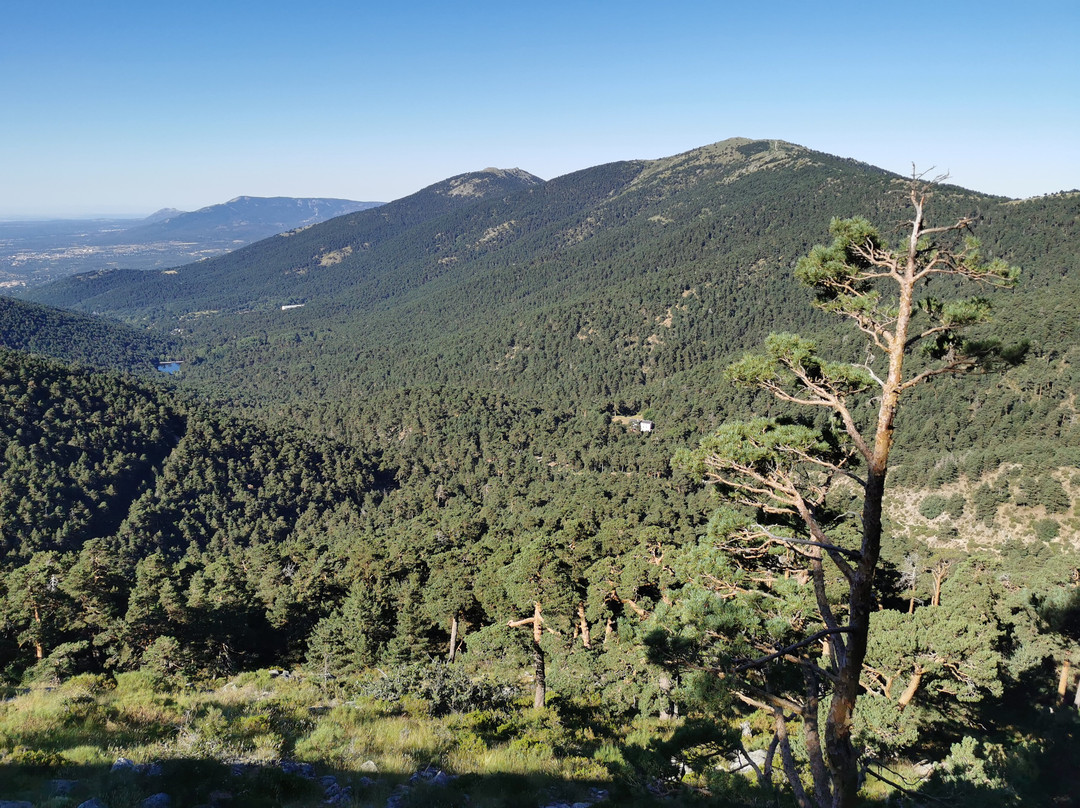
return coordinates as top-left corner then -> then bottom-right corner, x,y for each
361,661 -> 519,716
1039,477 -> 1071,514
946,492 -> 966,519
973,482 -> 1010,527
1034,519 -> 1061,542
919,494 -> 948,521
8,746 -> 69,768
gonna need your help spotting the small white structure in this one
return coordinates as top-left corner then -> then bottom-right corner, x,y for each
639,420 -> 655,433
281,303 -> 305,311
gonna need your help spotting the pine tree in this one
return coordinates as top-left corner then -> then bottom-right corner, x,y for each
675,179 -> 1019,808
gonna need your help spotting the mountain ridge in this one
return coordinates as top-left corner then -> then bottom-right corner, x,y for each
0,196 -> 384,288
92,196 -> 383,245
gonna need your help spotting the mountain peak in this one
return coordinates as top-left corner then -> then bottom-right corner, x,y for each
433,168 -> 544,199
144,207 -> 184,223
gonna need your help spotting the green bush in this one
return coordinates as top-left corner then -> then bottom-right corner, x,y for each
1034,519 -> 1061,542
8,746 -> 69,768
946,492 -> 966,519
920,494 -> 948,520
1039,477 -> 1071,514
973,482 -> 1011,527
361,661 -> 519,716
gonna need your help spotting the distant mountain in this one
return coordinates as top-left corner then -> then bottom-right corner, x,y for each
0,196 -> 383,287
95,196 -> 383,245
25,167 -> 546,315
142,207 -> 184,223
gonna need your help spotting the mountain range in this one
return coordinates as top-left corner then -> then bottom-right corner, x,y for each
0,196 -> 382,288
6,136 -> 1080,552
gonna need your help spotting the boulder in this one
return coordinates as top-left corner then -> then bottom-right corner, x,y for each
727,748 -> 769,773
111,757 -> 137,773
280,761 -> 315,778
140,793 -> 172,808
49,779 -> 79,796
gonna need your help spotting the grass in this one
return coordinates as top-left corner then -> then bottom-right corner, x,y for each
6,665 -> 1067,807
0,669 -> 696,808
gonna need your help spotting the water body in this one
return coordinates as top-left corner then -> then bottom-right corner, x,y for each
157,362 -> 181,374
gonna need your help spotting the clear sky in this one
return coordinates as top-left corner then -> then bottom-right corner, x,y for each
2,0 -> 1077,218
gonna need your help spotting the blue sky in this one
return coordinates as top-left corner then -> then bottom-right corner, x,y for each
2,0 -> 1077,217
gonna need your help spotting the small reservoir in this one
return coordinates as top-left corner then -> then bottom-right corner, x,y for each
157,361 -> 182,374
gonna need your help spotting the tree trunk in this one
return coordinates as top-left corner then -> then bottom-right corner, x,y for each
577,603 -> 591,649
531,602 -> 545,709
776,711 -> 813,808
1058,659 -> 1071,704
931,563 -> 951,607
803,669 -> 831,808
897,666 -> 923,711
508,602 -> 546,709
826,400 -> 895,805
448,613 -> 459,663
33,603 -> 43,660
823,208 -> 923,808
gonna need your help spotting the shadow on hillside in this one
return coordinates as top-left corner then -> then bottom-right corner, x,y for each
3,755 -> 1061,808
0,758 -> 620,808
4,685 -> 1079,808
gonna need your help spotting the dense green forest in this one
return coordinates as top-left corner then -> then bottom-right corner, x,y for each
0,296 -> 174,373
4,140 -> 1080,805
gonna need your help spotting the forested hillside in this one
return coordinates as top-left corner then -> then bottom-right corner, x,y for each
4,140 -> 1080,805
27,139 -> 1079,545
0,297 -> 174,373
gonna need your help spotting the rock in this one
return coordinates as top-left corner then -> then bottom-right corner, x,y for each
76,800 -> 108,808
727,748 -> 769,773
280,761 -> 315,778
538,786 -> 608,808
431,770 -> 455,787
111,757 -> 137,773
356,776 -> 375,789
0,801 -> 36,808
140,762 -> 164,777
385,784 -> 411,808
322,782 -> 352,805
912,760 -> 935,778
410,765 -> 455,785
140,793 -> 172,808
360,760 -> 379,773
50,779 -> 79,796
